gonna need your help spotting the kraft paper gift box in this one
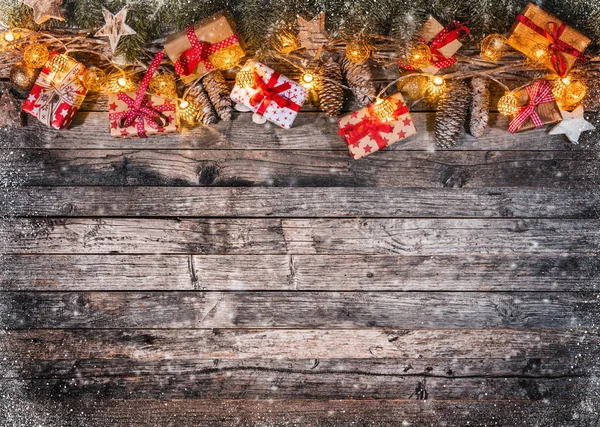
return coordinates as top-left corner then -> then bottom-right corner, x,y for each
164,10 -> 245,84
417,17 -> 469,74
22,51 -> 87,129
338,92 -> 417,160
507,80 -> 562,133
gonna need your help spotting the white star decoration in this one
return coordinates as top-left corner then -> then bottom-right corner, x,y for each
95,7 -> 137,54
549,105 -> 595,144
21,0 -> 64,24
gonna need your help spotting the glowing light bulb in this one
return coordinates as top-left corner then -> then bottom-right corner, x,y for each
303,73 -> 314,83
117,77 -> 128,87
179,100 -> 189,109
433,76 -> 444,86
4,32 -> 14,42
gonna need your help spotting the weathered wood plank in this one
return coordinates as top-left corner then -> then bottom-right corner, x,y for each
5,329 -> 595,360
5,149 -> 596,188
0,292 -> 595,329
6,187 -> 599,219
1,254 -> 597,291
1,218 -> 598,255
36,399 -> 598,427
8,112 -> 575,150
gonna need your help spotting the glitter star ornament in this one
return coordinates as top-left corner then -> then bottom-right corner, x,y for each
95,7 -> 137,53
549,106 -> 595,144
297,12 -> 329,57
21,0 -> 65,24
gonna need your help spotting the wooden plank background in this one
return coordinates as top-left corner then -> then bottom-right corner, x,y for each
1,66 -> 599,426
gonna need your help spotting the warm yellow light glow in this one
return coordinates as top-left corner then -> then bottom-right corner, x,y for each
561,77 -> 571,85
4,32 -> 14,42
302,73 -> 314,84
433,76 -> 444,86
117,77 -> 128,87
179,100 -> 189,109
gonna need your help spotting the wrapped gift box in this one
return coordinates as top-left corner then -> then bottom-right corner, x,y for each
507,3 -> 590,76
165,10 -> 245,84
417,17 -> 468,74
508,80 -> 562,133
338,92 -> 417,159
22,51 -> 87,129
230,60 -> 307,129
108,92 -> 178,138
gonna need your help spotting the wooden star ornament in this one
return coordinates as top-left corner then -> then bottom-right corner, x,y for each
297,12 -> 329,57
95,7 -> 137,53
21,0 -> 65,24
549,105 -> 595,144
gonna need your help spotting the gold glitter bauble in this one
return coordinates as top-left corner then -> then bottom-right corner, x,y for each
399,41 -> 431,69
82,67 -> 107,92
480,34 -> 507,62
270,28 -> 300,55
526,43 -> 550,67
300,70 -> 319,89
553,77 -> 586,110
209,45 -> 245,70
373,98 -> 395,120
235,69 -> 255,88
177,99 -> 200,124
426,75 -> 446,101
345,38 -> 372,64
48,53 -> 70,75
23,42 -> 49,68
107,74 -> 136,93
10,61 -> 39,92
149,72 -> 176,97
398,75 -> 429,100
497,93 -> 519,116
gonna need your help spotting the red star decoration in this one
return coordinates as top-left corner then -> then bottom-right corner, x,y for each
163,99 -> 173,106
157,127 -> 165,133
120,129 -> 128,136
111,121 -> 118,129
397,130 -> 407,139
363,144 -> 372,153
109,102 -> 118,111
350,111 -> 359,119
403,117 -> 412,127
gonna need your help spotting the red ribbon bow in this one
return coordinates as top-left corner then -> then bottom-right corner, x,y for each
508,80 -> 555,134
516,14 -> 586,76
174,24 -> 239,75
109,52 -> 175,138
400,21 -> 469,70
249,70 -> 302,116
338,100 -> 409,149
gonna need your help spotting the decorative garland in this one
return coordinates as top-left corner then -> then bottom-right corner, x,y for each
1,1 -> 599,159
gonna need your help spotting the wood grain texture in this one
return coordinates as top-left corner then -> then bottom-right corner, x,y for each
24,399 -> 597,427
1,254 -> 597,291
7,187 -> 600,219
1,218 -> 598,255
1,292 -> 595,329
12,111 -> 573,151
5,149 -> 597,188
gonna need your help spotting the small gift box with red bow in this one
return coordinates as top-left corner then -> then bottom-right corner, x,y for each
164,10 -> 245,84
108,52 -> 178,139
403,17 -> 469,74
508,80 -> 562,133
338,92 -> 416,160
22,51 -> 88,129
507,3 -> 590,76
230,60 -> 307,129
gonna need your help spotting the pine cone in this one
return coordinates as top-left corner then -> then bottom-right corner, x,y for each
584,77 -> 600,111
202,70 -> 233,121
435,80 -> 471,149
318,58 -> 344,117
469,77 -> 490,138
187,81 -> 218,125
340,57 -> 376,107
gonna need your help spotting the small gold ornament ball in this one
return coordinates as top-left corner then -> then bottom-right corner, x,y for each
107,74 -> 136,93
178,99 -> 200,124
480,34 -> 507,62
345,38 -> 372,64
526,43 -> 550,67
399,41 -> 431,69
373,98 -> 395,120
426,75 -> 447,101
563,80 -> 587,108
398,75 -> 429,100
24,42 -> 49,69
10,61 -> 39,92
48,54 -> 70,75
235,69 -> 255,89
210,45 -> 245,70
497,93 -> 519,116
82,67 -> 107,92
271,28 -> 300,55
149,72 -> 177,97
300,70 -> 319,89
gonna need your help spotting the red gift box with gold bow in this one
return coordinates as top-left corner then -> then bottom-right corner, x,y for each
338,93 -> 417,160
507,3 -> 590,77
164,11 -> 245,84
22,51 -> 87,129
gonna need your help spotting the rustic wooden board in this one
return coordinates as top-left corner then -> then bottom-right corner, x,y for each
1,291 -> 595,329
2,218 -> 598,255
2,254 -> 597,291
4,149 -> 596,188
10,112 -> 574,151
6,187 -> 600,219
